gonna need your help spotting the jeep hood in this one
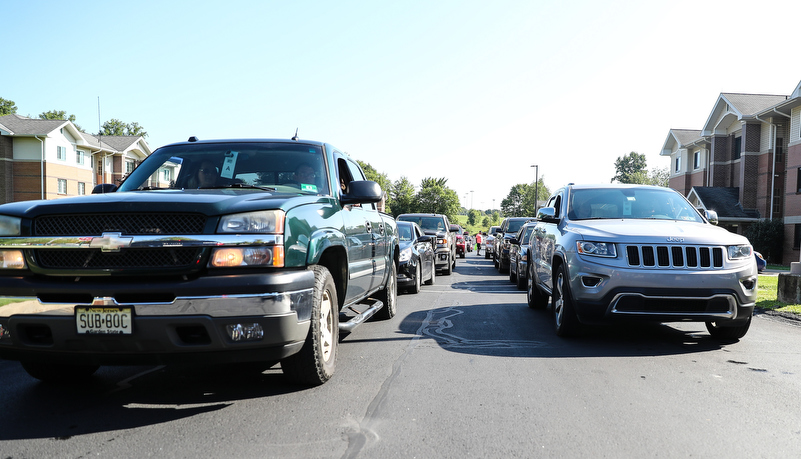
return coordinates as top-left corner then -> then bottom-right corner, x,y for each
568,219 -> 750,246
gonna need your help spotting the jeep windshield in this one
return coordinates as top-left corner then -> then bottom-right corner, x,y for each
118,142 -> 330,196
568,187 -> 704,222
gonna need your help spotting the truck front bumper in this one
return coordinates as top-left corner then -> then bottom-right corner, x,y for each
0,270 -> 315,365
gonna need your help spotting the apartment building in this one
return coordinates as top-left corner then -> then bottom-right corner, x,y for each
661,80 -> 801,264
0,114 -> 151,203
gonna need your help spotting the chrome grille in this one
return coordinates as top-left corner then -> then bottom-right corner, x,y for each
626,245 -> 724,268
33,214 -> 207,236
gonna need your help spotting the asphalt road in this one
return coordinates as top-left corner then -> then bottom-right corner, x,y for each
2,255 -> 801,458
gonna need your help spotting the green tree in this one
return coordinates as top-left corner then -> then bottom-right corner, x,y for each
482,216 -> 491,227
523,178 -> 550,216
99,119 -> 148,137
467,209 -> 481,226
357,160 -> 392,213
628,166 -> 669,187
492,211 -> 501,224
500,184 -> 529,216
612,152 -> 647,183
415,178 -> 460,221
744,219 -> 784,263
390,176 -> 416,217
39,110 -> 83,131
0,98 -> 18,116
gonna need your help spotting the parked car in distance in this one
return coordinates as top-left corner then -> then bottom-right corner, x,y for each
755,251 -> 766,273
396,221 -> 436,293
528,183 -> 757,340
484,226 -> 501,259
463,230 -> 473,253
509,222 -> 537,290
396,213 -> 457,275
495,217 -> 534,272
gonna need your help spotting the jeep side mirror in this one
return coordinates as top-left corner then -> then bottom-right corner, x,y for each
537,207 -> 558,222
704,210 -> 719,225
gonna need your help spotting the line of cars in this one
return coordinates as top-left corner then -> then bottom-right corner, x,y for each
395,213 -> 459,293
491,183 -> 759,341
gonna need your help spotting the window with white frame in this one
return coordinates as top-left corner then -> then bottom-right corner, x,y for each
126,160 -> 135,174
675,156 -> 681,173
78,182 -> 86,195
693,151 -> 700,170
57,179 -> 67,194
162,168 -> 171,182
57,146 -> 67,161
76,150 -> 86,165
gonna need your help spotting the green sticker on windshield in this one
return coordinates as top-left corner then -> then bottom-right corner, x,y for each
301,184 -> 317,192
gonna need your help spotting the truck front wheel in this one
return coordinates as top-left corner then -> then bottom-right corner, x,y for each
282,265 -> 338,385
374,261 -> 397,320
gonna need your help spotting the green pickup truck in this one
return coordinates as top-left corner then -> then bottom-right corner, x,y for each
0,137 -> 398,386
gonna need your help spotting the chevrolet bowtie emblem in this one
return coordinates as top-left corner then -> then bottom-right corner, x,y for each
90,232 -> 133,252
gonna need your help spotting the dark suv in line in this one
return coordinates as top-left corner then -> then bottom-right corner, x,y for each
494,217 -> 534,272
396,213 -> 457,275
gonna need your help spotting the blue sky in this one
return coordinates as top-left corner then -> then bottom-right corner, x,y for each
3,0 -> 800,210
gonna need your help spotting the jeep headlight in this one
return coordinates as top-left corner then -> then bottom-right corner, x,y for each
728,244 -> 752,260
399,247 -> 412,262
576,241 -> 617,258
218,210 -> 285,234
0,215 -> 21,236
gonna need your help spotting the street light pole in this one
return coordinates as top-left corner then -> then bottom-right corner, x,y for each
531,165 -> 539,215
470,190 -> 474,210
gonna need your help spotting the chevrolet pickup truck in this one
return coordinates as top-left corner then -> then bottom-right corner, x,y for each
0,137 -> 399,386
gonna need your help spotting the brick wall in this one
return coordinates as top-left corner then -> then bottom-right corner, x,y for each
782,142 -> 801,263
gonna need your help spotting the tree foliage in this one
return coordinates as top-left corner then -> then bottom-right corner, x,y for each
500,179 -> 551,217
390,176 -> 416,217
0,97 -> 17,116
628,166 -> 669,187
39,110 -> 82,131
612,152 -> 648,183
357,160 -> 392,213
99,119 -> 148,137
744,219 -> 784,263
467,209 -> 481,226
415,177 -> 460,221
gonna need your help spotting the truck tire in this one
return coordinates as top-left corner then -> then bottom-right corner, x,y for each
553,263 -> 580,337
20,362 -> 99,383
509,262 -> 517,283
485,251 -> 490,259
409,263 -> 421,294
374,262 -> 397,320
443,255 -> 452,275
282,265 -> 338,386
516,264 -> 527,290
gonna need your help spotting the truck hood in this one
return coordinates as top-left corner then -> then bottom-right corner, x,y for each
567,219 -> 750,246
0,190 -> 331,218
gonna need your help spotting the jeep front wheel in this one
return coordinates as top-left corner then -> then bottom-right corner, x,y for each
553,264 -> 580,337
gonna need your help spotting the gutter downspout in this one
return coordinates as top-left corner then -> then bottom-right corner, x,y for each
755,115 -> 777,220
34,136 -> 44,199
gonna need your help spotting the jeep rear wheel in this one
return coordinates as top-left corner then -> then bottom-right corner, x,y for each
282,265 -> 338,386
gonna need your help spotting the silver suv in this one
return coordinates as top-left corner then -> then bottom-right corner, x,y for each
527,184 -> 757,340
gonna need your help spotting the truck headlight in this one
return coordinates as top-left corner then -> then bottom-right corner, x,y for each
0,249 -> 26,269
576,241 -> 617,258
0,215 -> 21,236
218,210 -> 285,234
210,246 -> 284,267
727,244 -> 753,260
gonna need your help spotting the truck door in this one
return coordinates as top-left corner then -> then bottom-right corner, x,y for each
343,159 -> 387,293
336,156 -> 375,302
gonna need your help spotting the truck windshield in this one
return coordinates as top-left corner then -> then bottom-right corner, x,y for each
118,142 -> 330,196
398,216 -> 445,232
568,188 -> 704,222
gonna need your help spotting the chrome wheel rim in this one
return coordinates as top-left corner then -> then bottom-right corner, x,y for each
320,289 -> 334,363
554,273 -> 565,327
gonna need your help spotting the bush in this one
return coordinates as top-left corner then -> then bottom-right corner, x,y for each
744,219 -> 784,264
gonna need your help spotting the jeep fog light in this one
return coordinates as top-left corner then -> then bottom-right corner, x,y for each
226,323 -> 264,342
0,250 -> 25,269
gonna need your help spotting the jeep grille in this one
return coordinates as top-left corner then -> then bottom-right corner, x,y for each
33,214 -> 207,236
626,245 -> 724,269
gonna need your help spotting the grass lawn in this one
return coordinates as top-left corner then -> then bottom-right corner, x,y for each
757,275 -> 801,314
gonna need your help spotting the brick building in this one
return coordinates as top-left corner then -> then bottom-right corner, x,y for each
661,80 -> 801,264
0,114 -> 151,203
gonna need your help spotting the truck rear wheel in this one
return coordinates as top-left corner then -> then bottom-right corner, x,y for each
282,265 -> 338,385
375,261 -> 397,320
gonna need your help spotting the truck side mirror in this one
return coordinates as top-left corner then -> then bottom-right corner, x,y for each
341,180 -> 382,204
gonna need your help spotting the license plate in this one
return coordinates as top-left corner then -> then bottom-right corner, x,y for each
75,307 -> 133,335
